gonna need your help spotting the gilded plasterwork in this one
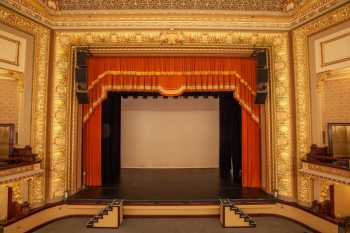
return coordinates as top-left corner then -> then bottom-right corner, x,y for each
57,0 -> 286,11
52,29 -> 293,200
0,0 -> 346,30
292,2 -> 350,205
0,5 -> 50,204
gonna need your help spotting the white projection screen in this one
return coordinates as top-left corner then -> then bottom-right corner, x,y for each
121,97 -> 219,168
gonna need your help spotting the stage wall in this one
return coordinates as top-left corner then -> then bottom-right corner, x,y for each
121,97 -> 219,168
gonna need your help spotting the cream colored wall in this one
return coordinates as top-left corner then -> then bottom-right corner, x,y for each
0,79 -> 18,126
0,29 -> 26,72
0,23 -> 34,145
315,27 -> 350,73
121,97 -> 219,168
323,78 -> 350,129
309,19 -> 350,145
308,20 -> 350,208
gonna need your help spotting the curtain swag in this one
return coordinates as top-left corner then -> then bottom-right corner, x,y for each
84,70 -> 259,123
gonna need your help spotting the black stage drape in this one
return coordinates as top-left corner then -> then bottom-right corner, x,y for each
219,93 -> 242,183
101,92 -> 242,186
101,93 -> 121,186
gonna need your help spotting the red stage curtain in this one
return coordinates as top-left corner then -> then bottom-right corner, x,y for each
82,57 -> 105,186
241,60 -> 261,187
242,109 -> 261,187
83,56 -> 261,187
83,105 -> 101,186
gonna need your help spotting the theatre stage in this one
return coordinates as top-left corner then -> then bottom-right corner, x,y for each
69,169 -> 274,205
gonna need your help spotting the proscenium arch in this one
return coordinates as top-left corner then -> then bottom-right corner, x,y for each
50,30 -> 293,203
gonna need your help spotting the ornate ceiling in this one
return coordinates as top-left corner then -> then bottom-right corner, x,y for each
0,0 -> 347,29
53,0 -> 288,12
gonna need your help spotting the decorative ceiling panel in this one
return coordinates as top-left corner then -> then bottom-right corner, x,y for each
56,0 -> 287,11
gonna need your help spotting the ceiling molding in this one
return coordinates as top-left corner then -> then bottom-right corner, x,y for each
56,0 -> 287,12
0,0 -> 349,30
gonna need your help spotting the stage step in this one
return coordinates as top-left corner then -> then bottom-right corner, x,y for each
86,199 -> 123,228
219,199 -> 256,228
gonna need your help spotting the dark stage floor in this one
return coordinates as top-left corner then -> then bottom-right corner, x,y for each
69,169 -> 274,204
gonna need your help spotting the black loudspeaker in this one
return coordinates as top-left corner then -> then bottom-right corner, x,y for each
75,49 -> 90,104
76,89 -> 89,104
257,68 -> 268,83
253,49 -> 269,104
255,90 -> 268,104
77,50 -> 89,67
75,67 -> 87,83
256,50 -> 267,69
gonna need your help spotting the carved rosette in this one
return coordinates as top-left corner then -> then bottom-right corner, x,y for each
52,29 -> 293,200
292,3 -> 350,205
0,5 -> 50,204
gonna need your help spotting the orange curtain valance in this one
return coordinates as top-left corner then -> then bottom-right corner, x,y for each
83,56 -> 259,123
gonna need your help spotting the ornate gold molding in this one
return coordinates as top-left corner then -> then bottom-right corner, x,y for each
0,5 -> 50,205
0,163 -> 43,204
52,29 -> 293,200
1,0 -> 347,30
292,2 -> 350,205
301,161 -> 350,185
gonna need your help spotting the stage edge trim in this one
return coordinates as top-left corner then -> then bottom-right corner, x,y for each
2,203 -> 338,233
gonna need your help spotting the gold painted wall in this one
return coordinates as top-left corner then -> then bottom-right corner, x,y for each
0,5 -> 50,205
309,20 -> 350,145
292,3 -> 350,205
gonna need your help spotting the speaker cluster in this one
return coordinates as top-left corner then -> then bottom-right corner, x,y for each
252,49 -> 269,104
75,49 -> 90,104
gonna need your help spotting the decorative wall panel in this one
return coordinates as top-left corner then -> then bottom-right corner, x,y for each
0,29 -> 26,72
0,5 -> 50,204
315,28 -> 350,73
292,2 -> 350,205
